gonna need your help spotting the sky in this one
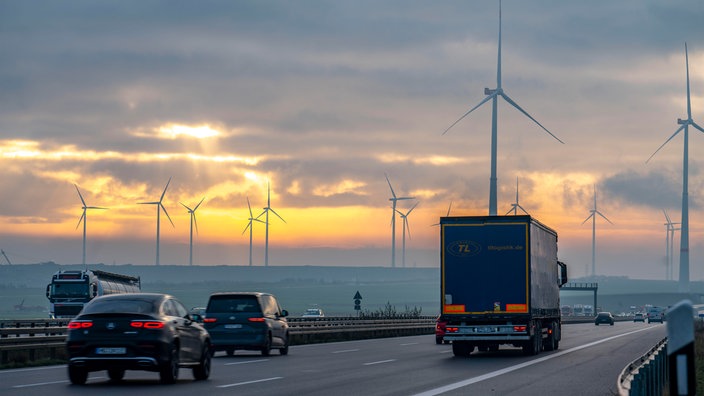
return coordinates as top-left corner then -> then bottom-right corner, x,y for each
1,0 -> 704,280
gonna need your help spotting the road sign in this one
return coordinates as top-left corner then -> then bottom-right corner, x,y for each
354,291 -> 362,311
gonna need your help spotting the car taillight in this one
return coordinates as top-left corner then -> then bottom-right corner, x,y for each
203,317 -> 217,323
445,327 -> 459,333
248,317 -> 266,322
68,320 -> 93,329
130,321 -> 165,329
513,325 -> 527,332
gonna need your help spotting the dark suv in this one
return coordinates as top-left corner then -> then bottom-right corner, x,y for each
204,292 -> 289,356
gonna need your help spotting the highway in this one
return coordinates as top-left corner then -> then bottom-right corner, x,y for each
0,321 -> 665,396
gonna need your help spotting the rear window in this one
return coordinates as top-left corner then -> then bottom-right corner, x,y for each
207,295 -> 261,313
82,299 -> 156,315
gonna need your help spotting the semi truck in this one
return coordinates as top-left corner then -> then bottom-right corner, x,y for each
439,215 -> 568,357
46,269 -> 141,318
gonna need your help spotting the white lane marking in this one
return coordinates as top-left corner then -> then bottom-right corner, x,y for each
414,326 -> 658,396
217,376 -> 283,388
0,365 -> 65,374
224,359 -> 269,365
401,342 -> 419,346
363,359 -> 397,366
12,376 -> 106,388
332,349 -> 360,354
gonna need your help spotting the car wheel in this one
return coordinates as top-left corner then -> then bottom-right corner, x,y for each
160,343 -> 180,384
193,343 -> 211,380
68,366 -> 88,385
436,336 -> 442,345
279,335 -> 289,356
261,334 -> 272,356
108,368 -> 125,381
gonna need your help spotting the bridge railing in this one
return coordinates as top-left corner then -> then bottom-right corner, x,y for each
616,337 -> 668,396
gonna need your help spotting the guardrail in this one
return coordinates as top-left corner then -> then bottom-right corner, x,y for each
616,337 -> 668,396
0,317 -> 436,366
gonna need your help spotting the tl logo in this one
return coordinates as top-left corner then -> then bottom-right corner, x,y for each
447,240 -> 481,257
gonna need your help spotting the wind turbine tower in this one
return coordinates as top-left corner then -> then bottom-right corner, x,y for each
258,182 -> 286,267
505,177 -> 529,215
663,210 -> 680,281
385,174 -> 415,268
395,202 -> 419,268
647,43 -> 704,292
441,0 -> 563,216
138,177 -> 174,266
581,185 -> 612,278
74,184 -> 107,268
243,197 -> 265,266
180,197 -> 204,266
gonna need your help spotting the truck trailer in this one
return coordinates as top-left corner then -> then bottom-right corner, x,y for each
440,215 -> 568,357
46,269 -> 141,318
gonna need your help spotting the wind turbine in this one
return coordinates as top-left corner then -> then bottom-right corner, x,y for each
505,177 -> 529,215
242,197 -> 265,267
441,0 -> 563,216
138,177 -> 174,266
385,173 -> 415,268
74,184 -> 107,268
431,201 -> 453,227
581,185 -> 612,278
180,197 -> 205,266
257,181 -> 285,267
663,210 -> 680,281
646,43 -> 704,292
396,202 -> 419,268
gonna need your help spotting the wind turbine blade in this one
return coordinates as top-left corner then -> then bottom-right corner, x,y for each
159,177 -> 172,202
581,213 -> 594,225
74,184 -> 87,206
517,204 -> 529,215
242,221 -> 252,235
161,203 -> 175,227
397,196 -> 415,201
180,202 -> 191,211
691,121 -> 704,134
193,214 -> 199,235
85,206 -> 108,210
446,201 -> 452,216
442,93 -> 497,136
500,92 -> 564,144
269,208 -> 286,223
194,197 -> 205,211
686,42 -> 691,119
406,202 -> 419,215
247,197 -> 254,217
139,201 -> 159,205
663,209 -> 671,224
255,210 -> 266,220
646,125 -> 685,163
596,210 -> 613,225
505,206 -> 514,216
405,218 -> 412,240
76,211 -> 86,229
385,173 -> 397,198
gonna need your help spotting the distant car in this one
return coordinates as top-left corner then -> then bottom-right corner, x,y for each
203,292 -> 289,356
647,311 -> 664,324
301,308 -> 325,318
66,293 -> 211,385
436,316 -> 448,344
633,312 -> 645,322
189,307 -> 206,323
594,312 -> 614,326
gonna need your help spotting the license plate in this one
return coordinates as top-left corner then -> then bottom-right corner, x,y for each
224,324 -> 242,329
96,347 -> 126,355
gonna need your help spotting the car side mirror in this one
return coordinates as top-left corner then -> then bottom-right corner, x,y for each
189,313 -> 203,323
280,309 -> 288,317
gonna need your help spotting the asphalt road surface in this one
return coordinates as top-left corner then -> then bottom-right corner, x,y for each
0,321 -> 666,395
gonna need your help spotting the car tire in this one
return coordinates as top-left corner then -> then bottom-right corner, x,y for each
226,347 -> 235,356
193,344 -> 211,380
160,343 -> 180,384
279,335 -> 289,355
261,334 -> 272,356
108,368 -> 125,381
435,337 -> 442,345
68,366 -> 88,385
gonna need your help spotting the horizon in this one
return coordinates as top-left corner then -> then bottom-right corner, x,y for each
1,1 -> 704,281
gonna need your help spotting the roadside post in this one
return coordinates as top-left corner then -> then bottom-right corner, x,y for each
666,299 -> 695,396
354,291 -> 362,315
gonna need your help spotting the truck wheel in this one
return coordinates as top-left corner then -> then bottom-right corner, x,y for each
452,342 -> 474,357
522,323 -> 541,356
544,322 -> 559,351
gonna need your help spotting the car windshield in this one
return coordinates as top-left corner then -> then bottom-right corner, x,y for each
82,298 -> 156,315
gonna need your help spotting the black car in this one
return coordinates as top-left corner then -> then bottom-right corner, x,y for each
203,292 -> 289,356
66,293 -> 211,385
594,312 -> 615,326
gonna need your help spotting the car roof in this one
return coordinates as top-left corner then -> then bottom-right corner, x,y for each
95,293 -> 171,301
209,292 -> 271,297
